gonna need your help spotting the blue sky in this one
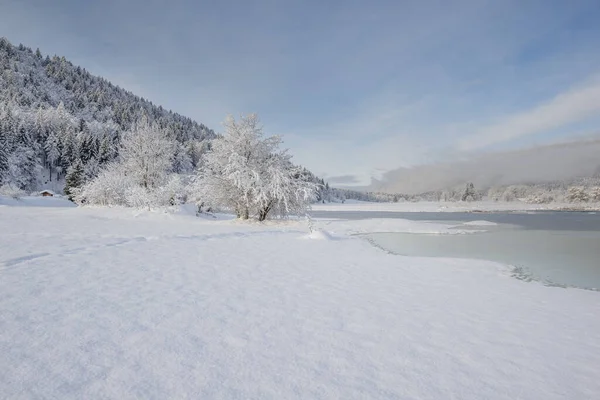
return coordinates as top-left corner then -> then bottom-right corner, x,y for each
2,0 -> 600,185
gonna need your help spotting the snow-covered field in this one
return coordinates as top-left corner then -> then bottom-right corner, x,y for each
1,197 -> 600,399
312,200 -> 600,212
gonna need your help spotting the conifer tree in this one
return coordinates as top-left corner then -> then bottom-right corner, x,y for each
44,132 -> 60,181
64,159 -> 84,201
0,129 -> 9,186
462,182 -> 477,202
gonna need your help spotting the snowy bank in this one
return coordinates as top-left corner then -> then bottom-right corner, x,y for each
0,194 -> 76,208
1,205 -> 599,399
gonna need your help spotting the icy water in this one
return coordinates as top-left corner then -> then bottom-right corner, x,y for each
312,211 -> 600,290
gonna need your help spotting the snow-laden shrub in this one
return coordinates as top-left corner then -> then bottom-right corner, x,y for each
441,189 -> 459,202
152,175 -> 185,206
77,167 -> 186,208
77,165 -> 186,208
124,185 -> 154,209
76,164 -> 130,206
487,186 -> 504,202
76,116 -> 186,209
499,185 -> 529,202
524,192 -> 554,204
0,184 -> 27,199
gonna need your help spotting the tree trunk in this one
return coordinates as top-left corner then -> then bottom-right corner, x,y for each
258,202 -> 273,222
258,209 -> 267,221
237,206 -> 249,220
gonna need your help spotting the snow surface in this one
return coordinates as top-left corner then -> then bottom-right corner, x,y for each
302,228 -> 336,241
1,200 -> 600,399
0,195 -> 76,208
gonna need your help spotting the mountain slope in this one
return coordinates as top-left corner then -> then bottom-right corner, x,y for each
0,37 -> 215,191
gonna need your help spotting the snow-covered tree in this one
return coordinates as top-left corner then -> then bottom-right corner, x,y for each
44,131 -> 60,181
153,174 -> 185,206
120,116 -> 175,189
193,114 -> 317,220
8,146 -> 38,191
487,186 -> 504,202
524,191 -> 554,204
461,182 -> 478,202
442,189 -> 459,202
98,136 -> 116,164
172,142 -> 193,174
186,140 -> 209,168
589,187 -> 600,202
78,132 -> 97,164
566,186 -> 589,203
77,117 -> 184,208
64,159 -> 84,201
76,163 -> 129,206
33,107 -> 48,144
500,185 -> 525,202
252,151 -> 318,220
6,124 -> 39,191
0,128 -> 9,186
84,157 -> 100,181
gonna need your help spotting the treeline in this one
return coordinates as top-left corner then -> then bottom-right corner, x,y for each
406,178 -> 600,204
485,178 -> 600,204
301,175 -> 403,203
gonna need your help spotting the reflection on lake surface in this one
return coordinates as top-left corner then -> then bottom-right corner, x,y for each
312,211 -> 600,291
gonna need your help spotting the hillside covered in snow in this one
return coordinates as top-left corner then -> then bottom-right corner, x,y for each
0,37 -> 215,193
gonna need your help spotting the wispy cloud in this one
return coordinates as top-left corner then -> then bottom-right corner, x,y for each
2,0 -> 600,185
458,76 -> 600,151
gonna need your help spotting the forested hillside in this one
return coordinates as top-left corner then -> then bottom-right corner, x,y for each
0,37 -> 214,192
0,37 -> 400,206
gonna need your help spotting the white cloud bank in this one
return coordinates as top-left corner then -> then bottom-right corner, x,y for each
458,77 -> 600,151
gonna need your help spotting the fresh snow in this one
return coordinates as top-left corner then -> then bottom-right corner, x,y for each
1,201 -> 599,399
0,195 -> 76,208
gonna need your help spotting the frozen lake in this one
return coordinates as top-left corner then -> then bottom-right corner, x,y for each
312,210 -> 600,290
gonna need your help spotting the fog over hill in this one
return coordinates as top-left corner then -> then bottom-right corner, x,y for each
369,138 -> 600,195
